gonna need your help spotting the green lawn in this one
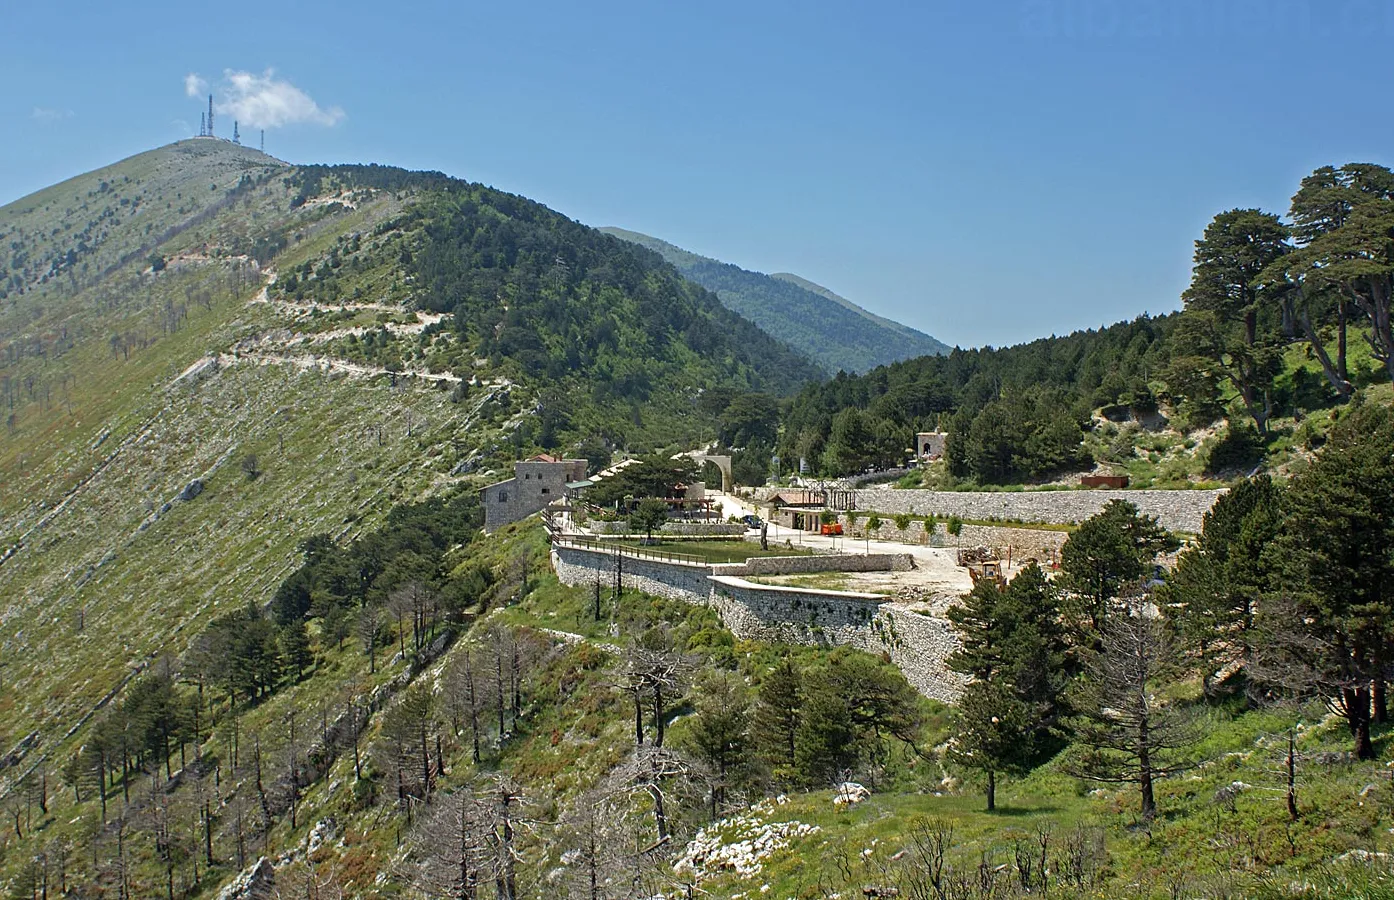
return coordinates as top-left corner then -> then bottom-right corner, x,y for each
602,537 -> 815,563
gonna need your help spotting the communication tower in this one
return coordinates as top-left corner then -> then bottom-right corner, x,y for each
233,121 -> 240,144
260,130 -> 265,152
207,94 -> 214,138
199,112 -> 206,137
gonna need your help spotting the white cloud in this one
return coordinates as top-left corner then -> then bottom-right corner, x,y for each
214,68 -> 343,130
32,107 -> 73,123
184,73 -> 208,98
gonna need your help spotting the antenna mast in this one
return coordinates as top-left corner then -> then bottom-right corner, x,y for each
260,129 -> 265,152
199,112 -> 206,137
233,121 -> 240,144
207,94 -> 214,138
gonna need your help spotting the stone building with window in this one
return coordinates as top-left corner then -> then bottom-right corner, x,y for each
915,431 -> 947,460
481,454 -> 588,531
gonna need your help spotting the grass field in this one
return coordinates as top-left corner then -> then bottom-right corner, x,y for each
596,537 -> 815,564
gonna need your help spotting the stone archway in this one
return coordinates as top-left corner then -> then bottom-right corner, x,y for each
680,452 -> 733,492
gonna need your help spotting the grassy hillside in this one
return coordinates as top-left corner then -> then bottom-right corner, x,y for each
0,140 -> 822,865
6,510 -> 1393,899
600,227 -> 950,374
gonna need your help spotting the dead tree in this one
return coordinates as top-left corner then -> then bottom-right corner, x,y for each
560,790 -> 627,900
358,604 -> 386,674
619,643 -> 696,749
273,860 -> 346,900
605,745 -> 707,847
389,580 -> 436,655
445,647 -> 484,764
1067,594 -> 1202,821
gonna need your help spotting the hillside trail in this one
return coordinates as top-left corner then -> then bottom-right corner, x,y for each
232,269 -> 459,381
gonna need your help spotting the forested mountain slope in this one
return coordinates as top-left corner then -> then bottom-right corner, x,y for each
0,140 -> 818,828
781,314 -> 1183,480
599,226 -> 950,373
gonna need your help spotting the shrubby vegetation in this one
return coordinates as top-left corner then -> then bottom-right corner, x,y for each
780,161 -> 1394,484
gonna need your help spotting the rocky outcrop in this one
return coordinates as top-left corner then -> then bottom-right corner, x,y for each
216,857 -> 275,900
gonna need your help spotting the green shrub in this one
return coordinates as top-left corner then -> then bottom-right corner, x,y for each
1206,424 -> 1265,474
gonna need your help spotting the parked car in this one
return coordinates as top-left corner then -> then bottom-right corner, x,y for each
741,514 -> 763,528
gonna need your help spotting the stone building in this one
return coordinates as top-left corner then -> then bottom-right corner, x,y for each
481,454 -> 588,532
915,431 -> 947,460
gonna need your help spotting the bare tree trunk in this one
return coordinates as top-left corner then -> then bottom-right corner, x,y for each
1286,728 -> 1299,822
1298,308 -> 1353,397
1338,297 -> 1349,382
1138,716 -> 1155,821
495,639 -> 506,744
466,652 -> 482,764
653,683 -> 665,748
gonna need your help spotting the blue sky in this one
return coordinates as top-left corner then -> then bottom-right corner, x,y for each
5,1 -> 1393,348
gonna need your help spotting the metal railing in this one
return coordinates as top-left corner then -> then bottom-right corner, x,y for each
551,536 -> 710,567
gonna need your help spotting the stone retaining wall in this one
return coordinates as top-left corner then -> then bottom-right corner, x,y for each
708,577 -> 963,702
713,553 -> 913,578
551,543 -> 961,701
552,545 -> 710,605
850,488 -> 1224,533
836,517 -> 1068,561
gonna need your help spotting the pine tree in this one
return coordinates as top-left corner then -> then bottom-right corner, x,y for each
946,562 -> 1068,809
1256,399 -> 1394,758
1061,500 -> 1177,637
753,659 -> 801,776
279,620 -> 313,682
947,681 -> 1032,811
1068,600 -> 1201,821
321,602 -> 350,651
1166,475 -> 1282,699
683,670 -> 752,816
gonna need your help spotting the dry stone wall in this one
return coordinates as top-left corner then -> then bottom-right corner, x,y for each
850,488 -> 1225,533
708,577 -> 963,702
712,553 -> 913,577
550,544 -> 962,701
552,544 -> 710,604
837,516 -> 1068,561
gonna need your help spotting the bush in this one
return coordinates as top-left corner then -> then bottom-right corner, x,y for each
1206,424 -> 1265,474
947,515 -> 963,536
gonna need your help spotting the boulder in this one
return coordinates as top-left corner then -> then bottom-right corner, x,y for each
834,782 -> 871,806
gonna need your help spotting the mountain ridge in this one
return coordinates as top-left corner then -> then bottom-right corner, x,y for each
0,139 -> 819,810
599,226 -> 950,373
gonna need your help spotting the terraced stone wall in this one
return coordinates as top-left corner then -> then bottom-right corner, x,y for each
850,488 -> 1225,533
550,544 -> 962,701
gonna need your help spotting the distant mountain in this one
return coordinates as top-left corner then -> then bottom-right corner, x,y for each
599,227 -> 950,373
